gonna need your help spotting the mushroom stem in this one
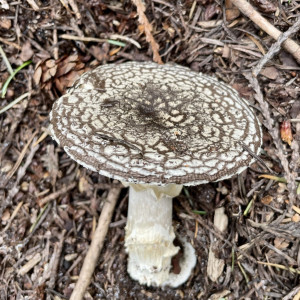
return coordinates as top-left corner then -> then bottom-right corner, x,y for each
124,183 -> 196,287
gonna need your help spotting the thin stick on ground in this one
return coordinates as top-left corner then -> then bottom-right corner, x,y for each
38,182 -> 77,206
244,73 -> 297,208
231,0 -> 300,64
132,0 -> 163,64
46,229 -> 67,300
70,186 -> 122,300
253,18 -> 300,76
0,44 -> 13,75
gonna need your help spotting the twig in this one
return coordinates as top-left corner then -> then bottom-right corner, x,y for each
253,18 -> 300,76
0,45 -> 13,74
240,142 -> 274,174
290,114 -> 300,201
38,182 -> 77,206
132,0 -> 163,64
29,203 -> 50,233
0,92 -> 30,115
0,139 -> 39,218
0,37 -> 21,49
53,28 -> 59,60
1,201 -> 23,233
68,0 -> 81,20
257,261 -> 300,274
18,253 -> 41,276
5,130 -> 38,182
60,34 -> 126,47
244,73 -> 297,208
109,34 -> 141,49
33,128 -> 50,147
70,186 -> 121,300
207,207 -> 228,282
66,250 -> 87,275
237,261 -> 249,283
47,230 -> 66,298
26,0 -> 39,10
231,0 -> 300,64
282,286 -> 300,300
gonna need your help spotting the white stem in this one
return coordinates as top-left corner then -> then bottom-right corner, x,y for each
124,183 -> 197,287
125,183 -> 182,286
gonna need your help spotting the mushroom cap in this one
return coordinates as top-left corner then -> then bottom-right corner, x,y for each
50,62 -> 262,185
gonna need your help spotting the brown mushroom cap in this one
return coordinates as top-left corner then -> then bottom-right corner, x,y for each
50,62 -> 262,185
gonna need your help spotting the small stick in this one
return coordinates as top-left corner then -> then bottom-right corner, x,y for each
60,34 -> 107,43
26,0 -> 39,10
2,201 -> 23,233
53,28 -> 59,60
47,230 -> 67,298
38,182 -> 77,206
0,45 -> 13,74
5,130 -> 37,182
18,253 -> 41,276
0,92 -> 30,115
244,73 -> 297,207
70,186 -> 122,300
253,18 -> 300,76
231,0 -> 300,64
68,0 -> 81,20
0,37 -> 21,49
132,0 -> 163,64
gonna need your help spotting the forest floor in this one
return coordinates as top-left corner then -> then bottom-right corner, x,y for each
0,0 -> 300,299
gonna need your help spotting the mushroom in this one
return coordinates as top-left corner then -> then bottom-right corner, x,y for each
49,62 -> 262,287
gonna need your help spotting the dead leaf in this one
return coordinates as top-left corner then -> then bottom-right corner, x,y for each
0,16 -> 11,29
208,290 -> 231,300
280,120 -> 293,146
292,214 -> 300,223
261,195 -> 273,205
89,45 -> 109,61
49,65 -> 57,77
1,209 -> 10,222
274,237 -> 289,249
232,82 -> 253,98
56,62 -> 77,77
56,69 -> 85,91
252,0 -> 277,13
222,44 -> 230,58
204,3 -> 222,20
138,24 -> 145,34
260,67 -> 278,80
20,41 -> 34,61
109,47 -> 121,56
225,0 -> 240,22
33,66 -> 42,85
162,22 -> 175,38
45,59 -> 56,68
74,209 -> 86,220
36,54 -> 88,93
42,66 -> 57,82
78,176 -> 91,194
